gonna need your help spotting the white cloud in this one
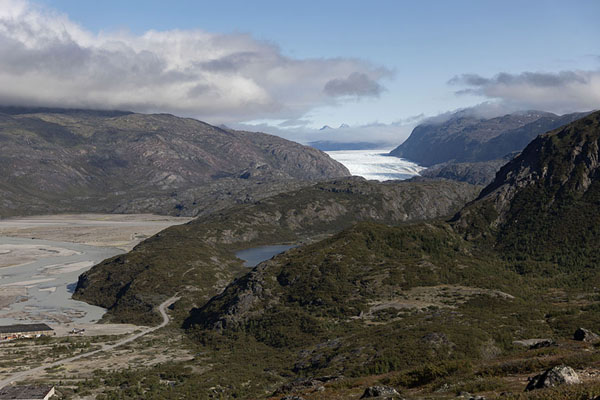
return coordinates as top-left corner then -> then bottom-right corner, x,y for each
449,69 -> 600,114
0,0 -> 392,123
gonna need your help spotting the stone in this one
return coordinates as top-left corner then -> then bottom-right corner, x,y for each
525,365 -> 580,391
574,328 -> 600,343
361,385 -> 402,399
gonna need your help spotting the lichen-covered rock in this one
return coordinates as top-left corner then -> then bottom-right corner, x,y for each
525,365 -> 580,391
574,328 -> 600,343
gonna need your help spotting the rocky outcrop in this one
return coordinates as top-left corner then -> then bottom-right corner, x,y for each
574,328 -> 600,343
525,365 -> 580,391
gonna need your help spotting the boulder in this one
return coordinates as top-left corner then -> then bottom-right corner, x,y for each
512,338 -> 555,349
361,385 -> 402,399
574,328 -> 600,343
525,365 -> 580,391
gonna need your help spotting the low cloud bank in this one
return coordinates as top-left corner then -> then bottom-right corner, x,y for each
0,0 -> 391,123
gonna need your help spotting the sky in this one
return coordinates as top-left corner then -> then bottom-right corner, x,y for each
1,0 -> 599,145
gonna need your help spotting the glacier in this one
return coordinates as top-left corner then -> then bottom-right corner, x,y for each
326,149 -> 425,181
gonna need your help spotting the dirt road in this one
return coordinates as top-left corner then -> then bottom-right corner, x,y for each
0,295 -> 180,389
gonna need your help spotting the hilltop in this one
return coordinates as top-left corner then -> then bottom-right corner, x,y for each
73,177 -> 480,324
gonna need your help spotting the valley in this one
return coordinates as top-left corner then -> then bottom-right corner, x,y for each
0,2 -> 596,399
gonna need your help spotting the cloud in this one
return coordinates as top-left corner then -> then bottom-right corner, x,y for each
235,114 -> 425,147
449,69 -> 600,114
0,0 -> 391,123
323,72 -> 386,97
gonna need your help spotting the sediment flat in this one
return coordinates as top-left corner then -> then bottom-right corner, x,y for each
0,214 -> 191,325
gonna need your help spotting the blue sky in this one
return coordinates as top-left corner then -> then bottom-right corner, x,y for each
2,0 -> 599,144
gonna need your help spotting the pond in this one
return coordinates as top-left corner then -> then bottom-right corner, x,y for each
235,244 -> 296,267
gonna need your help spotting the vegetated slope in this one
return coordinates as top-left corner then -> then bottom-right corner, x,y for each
0,107 -> 349,217
389,110 -> 588,166
173,111 -> 600,398
73,177 -> 481,324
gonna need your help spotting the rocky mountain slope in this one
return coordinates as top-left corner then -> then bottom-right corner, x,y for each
389,110 -> 588,167
73,177 -> 481,324
0,107 -> 349,217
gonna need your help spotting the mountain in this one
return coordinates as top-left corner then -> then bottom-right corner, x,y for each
389,110 -> 589,167
0,107 -> 349,217
73,177 -> 481,324
454,110 -> 600,269
165,111 -> 600,397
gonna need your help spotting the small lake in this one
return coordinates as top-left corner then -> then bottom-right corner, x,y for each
235,244 -> 296,267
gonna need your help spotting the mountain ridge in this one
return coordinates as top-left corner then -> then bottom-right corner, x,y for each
0,107 -> 349,217
389,110 -> 590,167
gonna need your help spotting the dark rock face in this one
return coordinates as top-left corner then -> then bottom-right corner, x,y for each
574,328 -> 600,343
0,107 -> 349,217
390,111 -> 588,167
360,385 -> 402,399
525,365 -> 580,391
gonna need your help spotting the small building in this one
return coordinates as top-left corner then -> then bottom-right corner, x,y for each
0,324 -> 54,341
0,385 -> 55,400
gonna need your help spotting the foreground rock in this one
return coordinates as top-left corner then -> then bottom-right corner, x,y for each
574,328 -> 600,343
525,365 -> 580,391
361,385 -> 402,399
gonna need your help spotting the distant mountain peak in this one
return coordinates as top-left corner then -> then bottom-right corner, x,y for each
339,123 -> 350,129
319,125 -> 332,131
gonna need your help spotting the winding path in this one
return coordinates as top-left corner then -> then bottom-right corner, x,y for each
0,295 -> 180,389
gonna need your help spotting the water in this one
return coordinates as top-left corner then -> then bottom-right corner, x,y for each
0,236 -> 122,325
235,245 -> 296,267
325,149 -> 424,181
